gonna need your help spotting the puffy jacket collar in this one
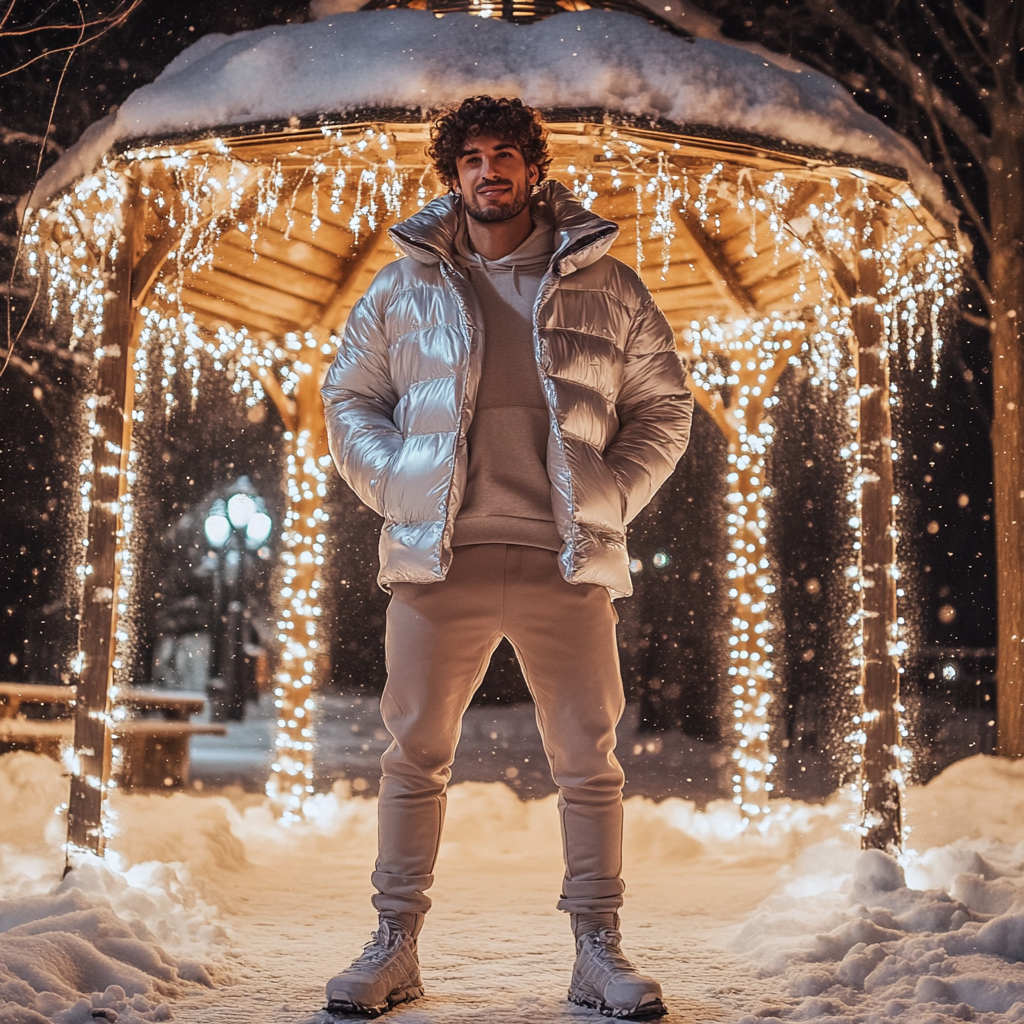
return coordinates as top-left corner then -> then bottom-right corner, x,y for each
388,179 -> 619,277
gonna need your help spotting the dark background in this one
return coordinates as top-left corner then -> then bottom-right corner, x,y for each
0,1 -> 996,783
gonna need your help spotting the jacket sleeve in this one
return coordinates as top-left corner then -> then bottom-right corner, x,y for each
603,293 -> 693,524
320,281 -> 404,519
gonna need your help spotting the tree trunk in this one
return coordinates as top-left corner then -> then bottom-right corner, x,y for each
988,79 -> 1024,758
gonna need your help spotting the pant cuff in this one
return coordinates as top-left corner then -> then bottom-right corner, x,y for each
371,869 -> 434,915
557,877 -> 625,915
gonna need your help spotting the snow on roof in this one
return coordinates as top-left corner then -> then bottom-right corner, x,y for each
33,9 -> 947,215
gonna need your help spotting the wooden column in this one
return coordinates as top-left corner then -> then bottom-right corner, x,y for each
262,226 -> 385,815
266,341 -> 329,817
726,430 -> 776,822
67,181 -> 143,856
851,233 -> 903,852
686,337 -> 792,826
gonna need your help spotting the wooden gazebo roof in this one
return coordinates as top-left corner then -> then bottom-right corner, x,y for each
119,110 -> 949,360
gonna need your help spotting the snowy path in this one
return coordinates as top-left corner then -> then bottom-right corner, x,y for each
170,785 -> 776,1024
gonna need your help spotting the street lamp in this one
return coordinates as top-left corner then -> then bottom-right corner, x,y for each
203,478 -> 272,721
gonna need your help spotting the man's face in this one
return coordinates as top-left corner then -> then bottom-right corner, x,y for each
453,134 -> 539,223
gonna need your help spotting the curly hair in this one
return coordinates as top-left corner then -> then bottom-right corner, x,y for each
427,95 -> 551,192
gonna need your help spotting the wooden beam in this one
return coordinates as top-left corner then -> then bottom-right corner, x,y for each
67,178 -> 145,857
852,220 -> 902,853
685,379 -> 733,440
672,207 -> 760,318
211,242 -> 338,305
180,287 -> 297,337
190,266 -> 324,326
217,227 -> 347,280
257,365 -> 297,434
131,226 -> 181,308
308,226 -> 391,339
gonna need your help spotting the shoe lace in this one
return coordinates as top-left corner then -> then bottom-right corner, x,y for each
350,923 -> 405,969
584,928 -> 637,977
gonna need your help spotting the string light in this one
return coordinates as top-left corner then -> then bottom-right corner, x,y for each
26,120 -> 958,836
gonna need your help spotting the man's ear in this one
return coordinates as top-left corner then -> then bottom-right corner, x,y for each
528,163 -> 540,187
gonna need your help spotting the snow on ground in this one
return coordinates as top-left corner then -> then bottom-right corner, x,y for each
0,753 -> 233,1024
2,750 -> 1024,1023
31,9 -> 945,212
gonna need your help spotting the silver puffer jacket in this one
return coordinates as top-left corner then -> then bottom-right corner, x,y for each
322,180 -> 693,599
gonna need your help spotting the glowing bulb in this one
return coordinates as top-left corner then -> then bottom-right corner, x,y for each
246,511 -> 273,548
204,513 -> 230,548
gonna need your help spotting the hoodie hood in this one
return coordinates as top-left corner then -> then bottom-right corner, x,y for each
388,179 -> 619,277
452,214 -> 554,273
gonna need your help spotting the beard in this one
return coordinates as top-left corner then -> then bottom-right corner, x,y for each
462,177 -> 532,223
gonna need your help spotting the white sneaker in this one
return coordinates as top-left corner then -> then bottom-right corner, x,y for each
324,917 -> 423,1018
568,928 -> 667,1019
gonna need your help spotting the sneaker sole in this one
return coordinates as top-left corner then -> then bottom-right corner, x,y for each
568,986 -> 668,1020
325,984 -> 424,1018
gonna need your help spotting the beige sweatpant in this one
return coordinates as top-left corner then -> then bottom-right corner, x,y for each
371,543 -> 627,918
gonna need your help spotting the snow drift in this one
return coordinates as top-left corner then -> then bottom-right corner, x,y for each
0,754 -> 233,1024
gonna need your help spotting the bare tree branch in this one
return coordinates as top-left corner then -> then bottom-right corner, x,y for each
960,252 -> 994,310
1,0 -> 84,382
0,0 -> 143,78
21,334 -> 95,367
960,309 -> 991,330
0,281 -> 34,299
0,1 -> 138,36
922,90 -> 994,255
986,0 -> 1022,101
804,0 -> 991,167
0,0 -> 19,33
0,335 -> 95,382
0,347 -> 40,378
915,0 -> 983,96
0,125 -> 64,153
952,0 -> 988,34
947,0 -> 990,65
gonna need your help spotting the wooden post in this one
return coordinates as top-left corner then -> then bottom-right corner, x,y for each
851,228 -> 903,852
725,429 -> 776,823
67,180 -> 143,856
685,331 -> 792,827
266,339 -> 330,817
262,226 -> 386,815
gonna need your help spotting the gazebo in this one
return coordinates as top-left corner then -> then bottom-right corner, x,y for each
25,0 -> 959,856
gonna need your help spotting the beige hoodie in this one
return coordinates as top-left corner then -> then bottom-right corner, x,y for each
450,214 -> 562,552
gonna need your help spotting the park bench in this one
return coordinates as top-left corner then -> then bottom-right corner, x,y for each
0,682 -> 226,788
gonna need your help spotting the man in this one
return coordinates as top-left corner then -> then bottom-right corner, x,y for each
321,95 -> 692,1020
